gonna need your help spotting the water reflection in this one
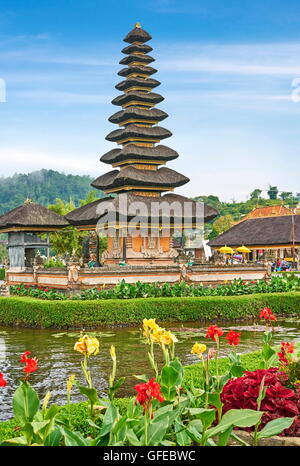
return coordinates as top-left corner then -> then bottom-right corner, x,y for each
0,318 -> 299,420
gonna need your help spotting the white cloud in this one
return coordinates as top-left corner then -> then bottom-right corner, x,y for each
11,90 -> 111,105
0,147 -> 99,176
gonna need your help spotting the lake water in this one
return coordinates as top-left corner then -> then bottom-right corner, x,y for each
0,317 -> 299,421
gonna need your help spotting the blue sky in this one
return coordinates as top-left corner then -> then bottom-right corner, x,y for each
0,0 -> 299,201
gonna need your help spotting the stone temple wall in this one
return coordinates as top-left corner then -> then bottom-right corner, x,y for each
5,264 -> 268,293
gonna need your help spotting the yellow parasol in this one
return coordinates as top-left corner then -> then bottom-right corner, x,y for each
236,246 -> 252,253
219,246 -> 235,254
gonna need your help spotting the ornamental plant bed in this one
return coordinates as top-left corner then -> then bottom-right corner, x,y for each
9,274 -> 300,300
0,307 -> 300,446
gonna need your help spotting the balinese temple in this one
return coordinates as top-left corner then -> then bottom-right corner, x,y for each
0,200 -> 69,269
66,23 -> 218,265
209,205 -> 300,262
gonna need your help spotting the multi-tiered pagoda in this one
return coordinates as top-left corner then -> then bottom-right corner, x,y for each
66,23 -> 218,265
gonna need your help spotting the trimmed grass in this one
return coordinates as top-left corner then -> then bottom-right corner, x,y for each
0,293 -> 299,328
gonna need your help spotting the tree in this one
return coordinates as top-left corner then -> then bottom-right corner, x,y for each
250,189 -> 262,200
47,198 -> 87,258
267,186 -> 279,200
208,214 -> 235,239
47,192 -> 108,259
279,192 -> 293,201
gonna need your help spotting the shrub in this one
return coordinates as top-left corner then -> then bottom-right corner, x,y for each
221,368 -> 300,436
0,292 -> 299,328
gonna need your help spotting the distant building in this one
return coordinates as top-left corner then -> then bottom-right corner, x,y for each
209,205 -> 299,262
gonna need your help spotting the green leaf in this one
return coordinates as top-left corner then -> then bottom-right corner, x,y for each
206,409 -> 263,438
169,359 -> 184,386
208,392 -> 223,410
12,381 -> 40,423
1,436 -> 28,446
230,364 -> 245,377
161,384 -> 177,401
133,374 -> 148,382
111,377 -> 126,392
31,420 -> 51,435
44,404 -> 60,420
175,420 -> 191,446
186,408 -> 216,430
257,417 -> 294,439
262,344 -> 275,361
186,424 -> 203,443
152,404 -> 173,423
77,385 -> 98,404
59,427 -> 89,446
126,429 -> 141,446
161,365 -> 179,388
99,403 -> 118,437
44,428 -> 62,446
217,426 -> 233,446
148,417 -> 169,446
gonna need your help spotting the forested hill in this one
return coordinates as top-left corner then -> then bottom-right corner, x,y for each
0,169 -> 104,215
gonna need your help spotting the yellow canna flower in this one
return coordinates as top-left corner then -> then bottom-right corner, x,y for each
67,373 -> 76,393
42,391 -> 51,411
150,326 -> 165,343
110,345 -> 116,360
143,318 -> 159,334
191,342 -> 207,357
74,334 -> 100,357
160,330 -> 178,346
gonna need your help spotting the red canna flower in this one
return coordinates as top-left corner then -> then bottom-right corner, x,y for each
134,378 -> 164,414
278,342 -> 295,366
23,358 -> 38,374
205,325 -> 224,342
44,289 -> 49,293
280,342 -> 295,354
20,351 -> 38,374
226,330 -> 241,346
0,373 -> 7,387
259,307 -> 277,322
20,351 -> 31,363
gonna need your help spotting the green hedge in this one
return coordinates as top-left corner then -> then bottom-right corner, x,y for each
0,351 -> 262,442
0,292 -> 299,328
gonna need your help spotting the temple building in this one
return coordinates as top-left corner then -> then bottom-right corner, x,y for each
209,205 -> 300,262
66,23 -> 218,265
0,201 -> 69,269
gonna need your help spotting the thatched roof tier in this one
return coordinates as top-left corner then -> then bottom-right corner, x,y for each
106,125 -> 172,143
123,25 -> 152,44
100,144 -> 178,165
115,77 -> 160,92
121,44 -> 153,54
119,54 -> 154,66
65,193 -> 218,226
0,202 -> 69,232
109,107 -> 168,125
118,65 -> 157,77
208,215 -> 300,248
91,167 -> 189,191
112,91 -> 164,107
65,197 -> 115,226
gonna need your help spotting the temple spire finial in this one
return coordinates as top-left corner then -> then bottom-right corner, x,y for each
135,21 -> 141,28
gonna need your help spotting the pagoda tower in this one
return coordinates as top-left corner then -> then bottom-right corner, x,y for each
91,22 -> 189,197
66,24 -> 218,265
